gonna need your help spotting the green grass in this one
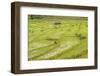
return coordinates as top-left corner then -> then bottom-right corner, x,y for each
28,15 -> 88,61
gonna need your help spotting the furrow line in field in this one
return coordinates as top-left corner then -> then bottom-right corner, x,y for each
34,39 -> 87,60
28,43 -> 60,60
52,40 -> 87,59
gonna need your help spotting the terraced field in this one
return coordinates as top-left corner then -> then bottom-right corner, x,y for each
28,15 -> 88,61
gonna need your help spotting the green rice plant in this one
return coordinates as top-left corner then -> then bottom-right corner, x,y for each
28,15 -> 88,61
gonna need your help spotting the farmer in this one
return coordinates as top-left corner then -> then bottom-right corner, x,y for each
53,21 -> 61,28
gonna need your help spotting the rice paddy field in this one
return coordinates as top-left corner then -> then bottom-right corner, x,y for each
28,15 -> 88,61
